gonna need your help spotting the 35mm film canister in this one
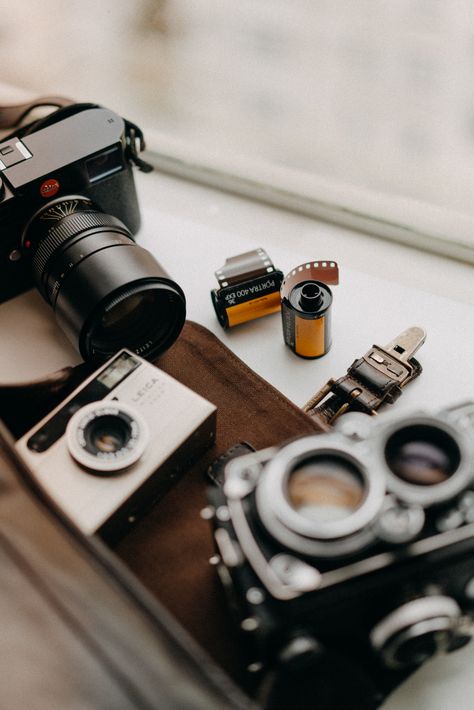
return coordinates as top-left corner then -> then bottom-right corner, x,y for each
211,248 -> 283,329
281,261 -> 339,358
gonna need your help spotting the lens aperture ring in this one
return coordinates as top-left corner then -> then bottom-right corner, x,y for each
32,212 -> 129,287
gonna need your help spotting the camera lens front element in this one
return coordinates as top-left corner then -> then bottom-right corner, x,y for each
86,414 -> 131,454
66,401 -> 149,474
23,197 -> 186,362
287,456 -> 365,523
385,425 -> 460,486
255,436 -> 386,557
380,416 -> 471,507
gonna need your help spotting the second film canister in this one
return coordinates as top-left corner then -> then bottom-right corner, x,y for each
281,261 -> 339,358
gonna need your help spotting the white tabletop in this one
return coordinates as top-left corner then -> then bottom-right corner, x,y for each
0,167 -> 473,709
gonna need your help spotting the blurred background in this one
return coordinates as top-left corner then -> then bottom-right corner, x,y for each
2,1 -> 474,237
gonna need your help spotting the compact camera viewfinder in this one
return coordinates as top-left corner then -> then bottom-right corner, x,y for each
16,349 -> 216,540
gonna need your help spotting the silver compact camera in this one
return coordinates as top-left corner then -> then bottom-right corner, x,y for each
16,349 -> 216,539
207,402 -> 474,694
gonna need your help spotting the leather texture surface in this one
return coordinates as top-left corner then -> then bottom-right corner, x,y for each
0,424 -> 251,710
114,321 -> 327,688
0,321 -> 327,700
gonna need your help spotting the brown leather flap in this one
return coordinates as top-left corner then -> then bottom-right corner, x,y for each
114,322 -> 326,687
0,321 -> 326,695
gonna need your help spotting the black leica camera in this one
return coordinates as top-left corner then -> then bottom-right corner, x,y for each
207,403 -> 474,706
0,102 -> 185,361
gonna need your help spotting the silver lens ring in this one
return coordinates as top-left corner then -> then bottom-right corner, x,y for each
66,401 -> 149,474
255,435 -> 386,550
377,415 -> 472,507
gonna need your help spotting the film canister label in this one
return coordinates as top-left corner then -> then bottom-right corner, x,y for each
211,248 -> 283,329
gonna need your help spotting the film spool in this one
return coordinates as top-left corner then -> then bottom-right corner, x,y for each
281,261 -> 339,358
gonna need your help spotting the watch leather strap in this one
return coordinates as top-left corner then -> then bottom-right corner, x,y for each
304,326 -> 426,427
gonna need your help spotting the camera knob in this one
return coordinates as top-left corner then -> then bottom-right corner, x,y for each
278,634 -> 324,670
374,499 -> 425,544
370,596 -> 471,669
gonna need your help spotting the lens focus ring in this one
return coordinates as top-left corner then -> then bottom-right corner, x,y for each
32,211 -> 128,289
24,195 -> 186,362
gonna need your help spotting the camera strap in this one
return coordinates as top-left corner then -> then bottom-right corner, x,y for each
0,96 -> 74,131
303,326 -> 426,427
0,96 -> 154,172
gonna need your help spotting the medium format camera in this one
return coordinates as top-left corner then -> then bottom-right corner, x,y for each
15,349 -> 216,540
207,403 -> 474,694
0,103 -> 185,361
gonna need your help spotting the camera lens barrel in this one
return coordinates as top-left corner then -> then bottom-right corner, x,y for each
23,197 -> 186,362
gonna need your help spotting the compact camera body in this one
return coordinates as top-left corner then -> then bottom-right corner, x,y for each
208,403 -> 474,681
16,349 -> 216,539
0,106 -> 140,303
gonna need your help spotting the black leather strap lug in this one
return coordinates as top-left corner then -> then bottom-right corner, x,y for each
304,327 -> 426,426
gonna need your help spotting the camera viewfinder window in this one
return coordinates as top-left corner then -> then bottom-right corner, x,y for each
98,352 -> 140,391
86,147 -> 123,183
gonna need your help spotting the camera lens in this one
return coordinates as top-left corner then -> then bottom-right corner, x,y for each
86,414 -> 131,454
23,197 -> 186,362
287,456 -> 365,523
85,286 -> 182,360
66,401 -> 149,475
385,425 -> 460,486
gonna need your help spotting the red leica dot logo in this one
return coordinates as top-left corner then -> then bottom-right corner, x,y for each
40,178 -> 60,198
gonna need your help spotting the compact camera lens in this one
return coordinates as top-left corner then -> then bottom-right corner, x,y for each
287,456 -> 365,523
66,401 -> 149,474
85,414 -> 131,455
23,197 -> 186,362
385,425 -> 460,486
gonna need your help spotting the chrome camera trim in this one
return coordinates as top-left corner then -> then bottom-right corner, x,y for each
376,414 -> 474,507
255,435 -> 386,557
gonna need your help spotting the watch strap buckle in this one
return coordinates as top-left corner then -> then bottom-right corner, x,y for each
303,327 -> 426,425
